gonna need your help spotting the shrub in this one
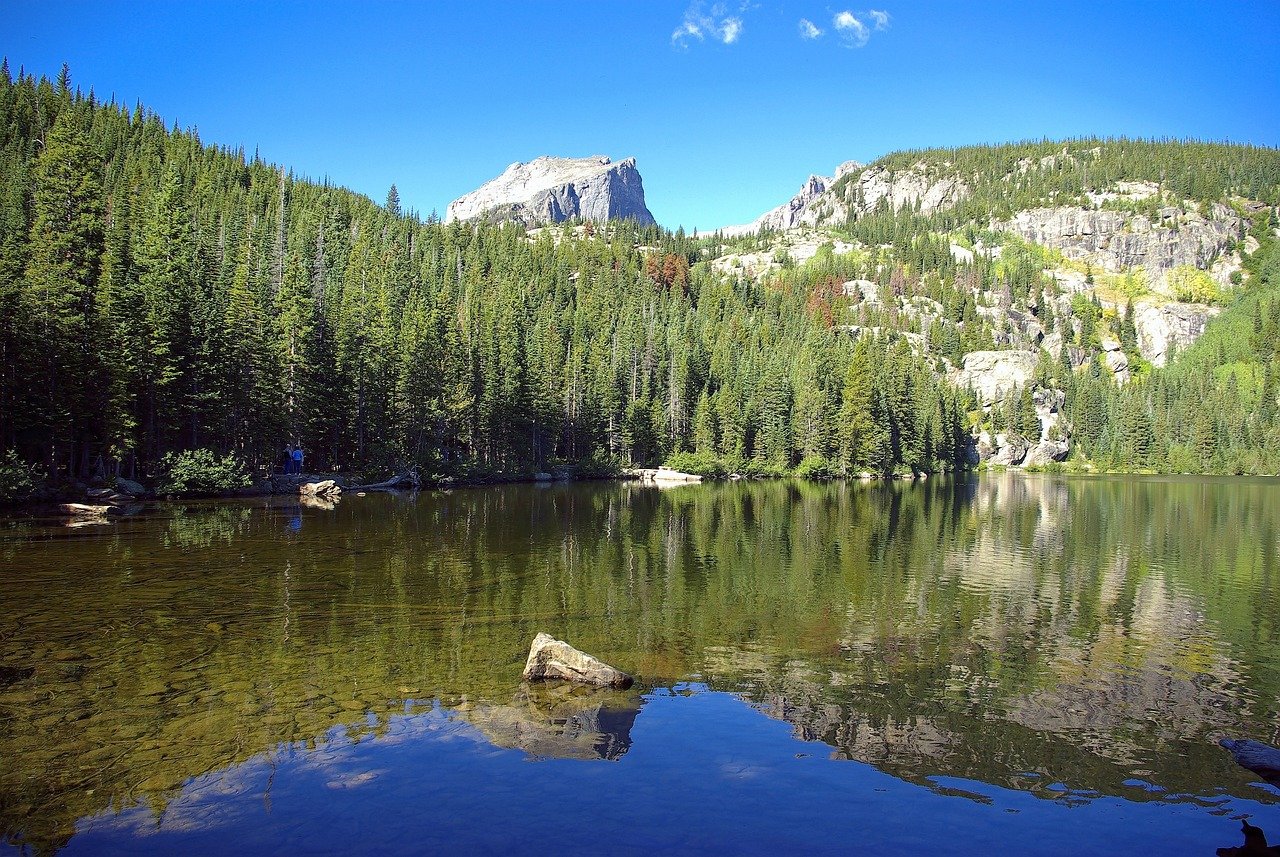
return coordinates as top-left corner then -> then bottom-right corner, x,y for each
158,448 -> 252,496
794,455 -> 839,481
663,451 -> 727,478
740,459 -> 789,479
0,450 -> 39,503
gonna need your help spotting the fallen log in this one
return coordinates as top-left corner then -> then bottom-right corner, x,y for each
360,470 -> 420,491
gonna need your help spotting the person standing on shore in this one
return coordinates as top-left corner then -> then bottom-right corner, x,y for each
284,444 -> 295,474
292,444 -> 304,475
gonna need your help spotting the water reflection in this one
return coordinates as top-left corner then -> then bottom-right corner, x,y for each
1,475 -> 1279,853
455,684 -> 642,761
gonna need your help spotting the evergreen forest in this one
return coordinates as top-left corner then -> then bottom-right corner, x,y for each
2,65 -> 1280,495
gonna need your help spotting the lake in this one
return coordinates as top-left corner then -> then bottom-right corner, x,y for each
1,474 -> 1278,855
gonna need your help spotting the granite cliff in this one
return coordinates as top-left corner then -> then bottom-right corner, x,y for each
446,155 -> 655,227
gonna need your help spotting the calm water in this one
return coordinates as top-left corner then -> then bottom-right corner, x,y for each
1,474 -> 1278,855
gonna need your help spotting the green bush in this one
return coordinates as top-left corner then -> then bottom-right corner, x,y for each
564,456 -> 623,479
663,451 -> 727,478
0,450 -> 39,503
740,459 -> 790,479
158,448 -> 252,496
795,455 -> 839,480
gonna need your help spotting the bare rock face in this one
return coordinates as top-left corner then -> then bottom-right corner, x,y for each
522,632 -> 634,689
446,156 -> 655,227
951,350 -> 1040,408
722,161 -> 862,236
1133,300 -> 1219,366
999,204 -> 1242,285
1099,334 -> 1131,384
849,164 -> 968,218
722,160 -> 967,236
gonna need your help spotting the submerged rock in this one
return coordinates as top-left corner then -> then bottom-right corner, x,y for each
57,503 -> 119,518
1220,737 -> 1280,786
522,632 -> 634,689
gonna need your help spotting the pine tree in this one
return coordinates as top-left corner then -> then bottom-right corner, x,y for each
20,110 -> 104,476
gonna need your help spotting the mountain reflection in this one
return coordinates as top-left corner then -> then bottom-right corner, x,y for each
1,475 -> 1278,853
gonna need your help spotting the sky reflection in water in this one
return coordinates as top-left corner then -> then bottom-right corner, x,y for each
65,687 -> 1276,857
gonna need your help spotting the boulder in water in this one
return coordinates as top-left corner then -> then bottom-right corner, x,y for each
299,480 -> 342,497
522,633 -> 633,689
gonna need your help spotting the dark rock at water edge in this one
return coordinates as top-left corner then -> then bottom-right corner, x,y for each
1220,737 -> 1280,785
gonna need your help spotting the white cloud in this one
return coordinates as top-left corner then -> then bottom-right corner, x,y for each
833,10 -> 870,47
868,9 -> 890,30
798,18 -> 823,39
672,2 -> 747,47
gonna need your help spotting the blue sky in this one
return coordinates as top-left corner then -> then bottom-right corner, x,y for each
5,1 -> 1279,232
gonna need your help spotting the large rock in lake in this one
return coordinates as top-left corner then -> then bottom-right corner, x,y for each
299,479 -> 342,497
522,632 -> 634,689
446,155 -> 656,227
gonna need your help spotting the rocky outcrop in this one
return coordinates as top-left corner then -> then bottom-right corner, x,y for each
722,161 -> 966,234
847,164 -> 968,218
1133,300 -> 1219,366
446,156 -> 656,227
115,477 -> 146,498
951,350 -> 1039,407
722,161 -> 861,236
999,204 -> 1242,285
299,479 -> 342,498
976,432 -> 1066,467
522,633 -> 634,689
1023,439 -> 1070,467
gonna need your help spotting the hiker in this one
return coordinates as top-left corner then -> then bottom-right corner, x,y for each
292,444 -> 304,475
284,444 -> 295,474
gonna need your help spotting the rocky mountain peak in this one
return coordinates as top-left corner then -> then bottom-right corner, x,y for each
721,161 -> 867,237
446,155 -> 656,227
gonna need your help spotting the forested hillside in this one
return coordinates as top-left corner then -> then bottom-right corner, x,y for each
714,137 -> 1280,474
0,66 -> 968,490
2,65 -> 1279,498
828,140 -> 1280,473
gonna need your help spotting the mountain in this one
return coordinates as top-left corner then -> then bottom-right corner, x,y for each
721,160 -> 862,236
445,155 -> 656,227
